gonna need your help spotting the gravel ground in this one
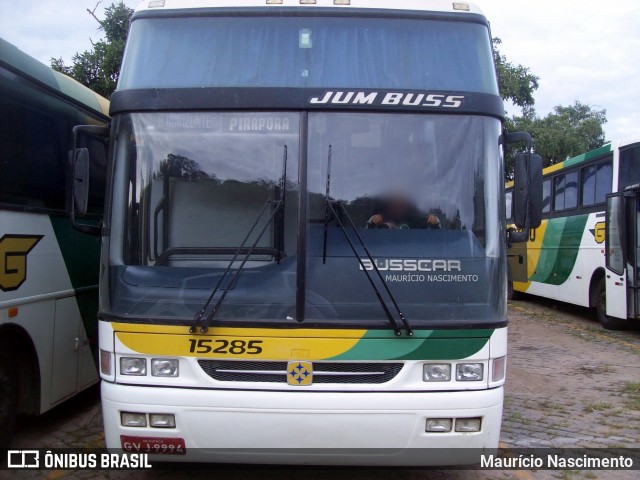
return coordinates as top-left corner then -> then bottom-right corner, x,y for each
4,296 -> 640,480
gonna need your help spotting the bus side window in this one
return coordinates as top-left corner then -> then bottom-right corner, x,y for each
582,160 -> 613,206
542,179 -> 551,214
0,96 -> 66,211
554,171 -> 578,211
620,146 -> 640,190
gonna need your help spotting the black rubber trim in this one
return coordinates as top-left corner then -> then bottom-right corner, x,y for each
296,112 -> 309,322
99,314 -> 508,331
109,88 -> 504,120
131,7 -> 490,26
108,379 -> 505,395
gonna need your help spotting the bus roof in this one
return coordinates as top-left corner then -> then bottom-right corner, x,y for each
133,0 -> 485,15
0,37 -> 110,118
543,143 -> 615,176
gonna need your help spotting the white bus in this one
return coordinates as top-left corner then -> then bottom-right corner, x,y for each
506,137 -> 640,330
0,38 -> 110,447
73,0 -> 540,465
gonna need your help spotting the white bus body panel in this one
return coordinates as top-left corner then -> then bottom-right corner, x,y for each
606,273 -> 628,319
0,210 -> 99,412
134,0 -> 485,15
102,381 -> 502,465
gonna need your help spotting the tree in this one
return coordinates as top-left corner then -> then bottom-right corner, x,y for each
493,40 -> 607,178
51,1 -> 133,98
515,101 -> 607,168
493,38 -> 539,112
158,154 -> 211,181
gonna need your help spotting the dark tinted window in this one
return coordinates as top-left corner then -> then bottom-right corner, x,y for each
542,179 -> 551,214
620,146 -> 640,190
554,171 -> 578,211
119,112 -> 300,267
120,16 -> 498,94
0,66 -> 107,213
582,160 -> 613,206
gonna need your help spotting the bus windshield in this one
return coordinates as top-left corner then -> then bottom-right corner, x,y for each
108,112 -> 504,327
118,15 -> 498,94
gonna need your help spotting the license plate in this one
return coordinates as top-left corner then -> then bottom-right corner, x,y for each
121,435 -> 186,455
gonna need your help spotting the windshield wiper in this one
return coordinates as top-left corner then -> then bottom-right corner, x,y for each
322,146 -> 413,337
190,146 -> 288,334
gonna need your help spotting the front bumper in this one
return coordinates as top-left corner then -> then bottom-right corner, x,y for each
102,381 -> 503,466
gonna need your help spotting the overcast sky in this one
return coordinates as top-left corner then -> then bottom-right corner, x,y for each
1,0 -> 638,141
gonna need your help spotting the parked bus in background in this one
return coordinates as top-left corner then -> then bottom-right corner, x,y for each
0,38 -> 109,447
71,0 -> 541,465
506,137 -> 640,330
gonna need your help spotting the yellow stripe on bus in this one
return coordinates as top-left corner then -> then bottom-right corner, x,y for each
115,331 -> 366,360
112,322 -> 368,338
94,92 -> 110,116
513,219 -> 549,292
542,162 -> 565,175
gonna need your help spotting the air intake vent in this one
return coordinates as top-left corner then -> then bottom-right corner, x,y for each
198,360 -> 403,384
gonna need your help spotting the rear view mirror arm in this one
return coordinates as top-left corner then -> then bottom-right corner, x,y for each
70,125 -> 109,236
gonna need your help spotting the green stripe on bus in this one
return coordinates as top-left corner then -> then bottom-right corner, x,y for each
563,144 -> 613,169
49,215 -> 100,361
530,217 -> 566,283
531,215 -> 588,285
330,329 -> 493,361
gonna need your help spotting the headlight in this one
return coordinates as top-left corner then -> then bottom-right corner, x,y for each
455,417 -> 482,432
120,357 -> 147,376
426,418 -> 452,432
423,364 -> 451,382
149,414 -> 176,428
121,412 -> 147,427
456,363 -> 484,382
151,358 -> 179,377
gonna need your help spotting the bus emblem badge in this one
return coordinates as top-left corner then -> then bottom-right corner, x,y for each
0,235 -> 43,292
287,361 -> 313,386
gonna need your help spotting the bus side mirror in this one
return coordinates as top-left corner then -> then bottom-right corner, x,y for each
72,148 -> 90,217
513,152 -> 543,230
69,125 -> 109,236
503,130 -> 543,244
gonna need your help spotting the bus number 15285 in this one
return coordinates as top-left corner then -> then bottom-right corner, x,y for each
188,338 -> 264,355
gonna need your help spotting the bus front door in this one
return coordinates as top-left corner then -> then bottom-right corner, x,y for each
626,190 -> 640,318
604,193 -> 629,319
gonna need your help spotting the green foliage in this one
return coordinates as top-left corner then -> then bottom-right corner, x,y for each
494,39 -> 607,178
50,1 -> 133,98
493,38 -> 539,110
509,102 -> 607,174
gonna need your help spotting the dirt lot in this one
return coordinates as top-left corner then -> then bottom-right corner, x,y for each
5,296 -> 640,480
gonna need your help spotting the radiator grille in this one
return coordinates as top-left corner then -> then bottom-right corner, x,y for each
197,360 -> 403,384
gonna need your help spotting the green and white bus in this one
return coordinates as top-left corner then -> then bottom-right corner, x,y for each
72,0 -> 540,465
507,137 -> 640,330
0,38 -> 110,446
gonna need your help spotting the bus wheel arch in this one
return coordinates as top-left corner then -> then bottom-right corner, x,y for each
0,325 -> 41,447
588,269 -> 606,308
592,278 -> 629,331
